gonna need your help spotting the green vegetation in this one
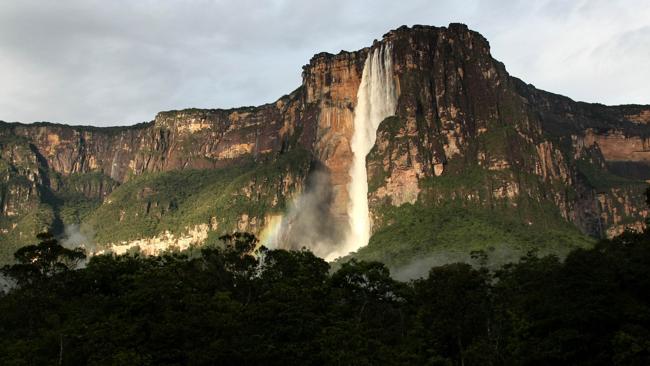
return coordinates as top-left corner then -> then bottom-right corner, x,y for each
376,115 -> 403,137
354,201 -> 593,271
477,123 -> 515,158
26,121 -> 152,135
362,147 -> 595,271
0,205 -> 56,264
359,124 -> 649,273
0,139 -> 45,262
1,226 -> 649,365
577,158 -> 645,191
83,149 -> 311,244
607,161 -> 650,181
419,158 -> 490,196
3,232 -> 85,284
0,133 -> 33,147
53,171 -> 119,225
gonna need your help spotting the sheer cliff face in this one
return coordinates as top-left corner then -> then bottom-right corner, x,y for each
1,23 -> 649,259
302,50 -> 367,226
5,97 -> 303,183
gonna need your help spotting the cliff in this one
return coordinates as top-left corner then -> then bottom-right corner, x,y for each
1,23 -> 648,265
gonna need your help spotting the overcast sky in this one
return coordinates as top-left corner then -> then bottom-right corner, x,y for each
1,0 -> 648,126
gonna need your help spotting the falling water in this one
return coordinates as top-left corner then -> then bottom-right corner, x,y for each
262,44 -> 397,261
334,44 -> 398,260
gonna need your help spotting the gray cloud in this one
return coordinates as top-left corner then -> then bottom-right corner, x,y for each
0,0 -> 648,126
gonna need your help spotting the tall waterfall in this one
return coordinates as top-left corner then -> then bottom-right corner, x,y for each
336,44 -> 397,259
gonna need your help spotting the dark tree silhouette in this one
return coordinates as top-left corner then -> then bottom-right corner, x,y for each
3,232 -> 86,284
0,224 -> 649,365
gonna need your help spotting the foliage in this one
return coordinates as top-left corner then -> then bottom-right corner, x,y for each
576,158 -> 644,191
53,171 -> 119,224
0,205 -> 57,264
353,201 -> 593,271
0,228 -> 648,365
83,149 -> 311,245
2,232 -> 86,285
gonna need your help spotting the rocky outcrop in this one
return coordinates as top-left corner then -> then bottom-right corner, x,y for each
579,129 -> 650,163
103,224 -> 210,256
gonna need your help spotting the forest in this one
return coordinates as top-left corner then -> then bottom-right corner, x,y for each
1,225 -> 649,365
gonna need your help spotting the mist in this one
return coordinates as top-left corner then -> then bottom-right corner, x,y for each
265,162 -> 348,259
390,246 -> 530,281
0,273 -> 16,294
61,224 -> 95,251
60,224 -> 96,268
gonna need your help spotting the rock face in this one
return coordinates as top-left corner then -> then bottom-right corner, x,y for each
5,98 -> 303,183
302,50 -> 368,228
1,23 -> 649,262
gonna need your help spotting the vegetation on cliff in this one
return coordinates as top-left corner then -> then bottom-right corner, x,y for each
84,148 -> 310,246
354,202 -> 593,272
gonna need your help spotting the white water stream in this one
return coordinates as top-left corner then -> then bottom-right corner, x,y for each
330,44 -> 398,260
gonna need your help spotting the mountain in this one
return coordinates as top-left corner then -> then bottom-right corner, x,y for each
1,23 -> 649,268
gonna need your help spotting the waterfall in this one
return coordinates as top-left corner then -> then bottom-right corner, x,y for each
331,44 -> 397,260
263,44 -> 397,262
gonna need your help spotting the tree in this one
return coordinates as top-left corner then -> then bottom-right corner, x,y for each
3,232 -> 86,284
412,263 -> 491,366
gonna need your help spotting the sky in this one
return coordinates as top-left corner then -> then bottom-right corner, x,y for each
0,0 -> 649,127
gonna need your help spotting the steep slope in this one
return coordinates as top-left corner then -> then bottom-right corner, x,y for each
1,23 -> 648,265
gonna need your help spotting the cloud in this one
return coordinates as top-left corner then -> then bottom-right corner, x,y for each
0,0 -> 648,126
